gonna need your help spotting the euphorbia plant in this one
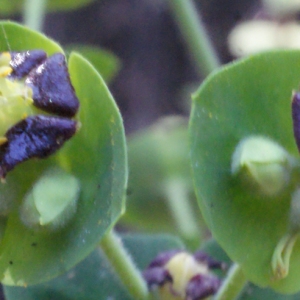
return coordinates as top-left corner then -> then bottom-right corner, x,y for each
3,0 -> 300,299
190,51 -> 300,295
0,21 -> 127,287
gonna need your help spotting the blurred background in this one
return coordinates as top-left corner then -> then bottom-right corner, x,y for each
1,0 -> 300,298
0,0 -> 261,133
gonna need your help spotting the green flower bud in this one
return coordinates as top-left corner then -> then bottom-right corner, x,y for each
231,135 -> 294,196
20,168 -> 80,230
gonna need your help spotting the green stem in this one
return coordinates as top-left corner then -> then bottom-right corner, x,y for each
100,230 -> 149,300
168,0 -> 220,76
164,178 -> 201,241
213,263 -> 247,300
23,0 -> 47,32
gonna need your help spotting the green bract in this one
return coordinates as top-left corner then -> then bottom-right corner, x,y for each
189,50 -> 300,294
66,45 -> 121,83
0,21 -> 127,285
3,234 -> 184,300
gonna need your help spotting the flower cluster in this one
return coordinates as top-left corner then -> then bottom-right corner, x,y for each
0,50 -> 79,179
143,250 -> 225,300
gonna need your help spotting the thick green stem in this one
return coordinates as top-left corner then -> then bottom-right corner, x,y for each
214,263 -> 247,300
164,178 -> 201,241
168,0 -> 220,76
100,230 -> 149,300
23,0 -> 47,32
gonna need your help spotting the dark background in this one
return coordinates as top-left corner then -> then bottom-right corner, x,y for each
41,0 -> 260,134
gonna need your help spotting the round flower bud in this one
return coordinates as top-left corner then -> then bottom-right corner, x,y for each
143,250 -> 222,300
20,168 -> 80,230
231,135 -> 294,196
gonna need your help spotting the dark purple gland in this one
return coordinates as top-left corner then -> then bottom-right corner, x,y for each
9,50 -> 47,79
0,115 -> 78,179
25,53 -> 79,117
143,267 -> 172,288
148,250 -> 182,268
185,274 -> 221,300
292,92 -> 300,152
193,250 -> 227,271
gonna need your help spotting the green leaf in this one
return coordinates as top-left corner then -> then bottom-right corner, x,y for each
0,0 -> 97,15
3,234 -> 184,300
0,21 -> 63,53
189,50 -> 300,293
66,45 -> 121,83
0,21 -> 127,286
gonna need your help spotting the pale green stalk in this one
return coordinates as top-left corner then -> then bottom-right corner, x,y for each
23,0 -> 47,32
100,230 -> 149,300
164,178 -> 201,241
213,263 -> 247,300
168,0 -> 220,76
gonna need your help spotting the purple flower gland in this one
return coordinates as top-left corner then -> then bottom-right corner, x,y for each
143,267 -> 172,288
144,250 -> 223,300
148,250 -> 183,268
292,91 -> 300,152
25,53 -> 79,117
186,274 -> 221,300
0,115 -> 78,179
9,50 -> 47,79
193,250 -> 227,271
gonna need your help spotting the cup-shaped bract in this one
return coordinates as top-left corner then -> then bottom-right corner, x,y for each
0,22 -> 127,286
189,50 -> 300,293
